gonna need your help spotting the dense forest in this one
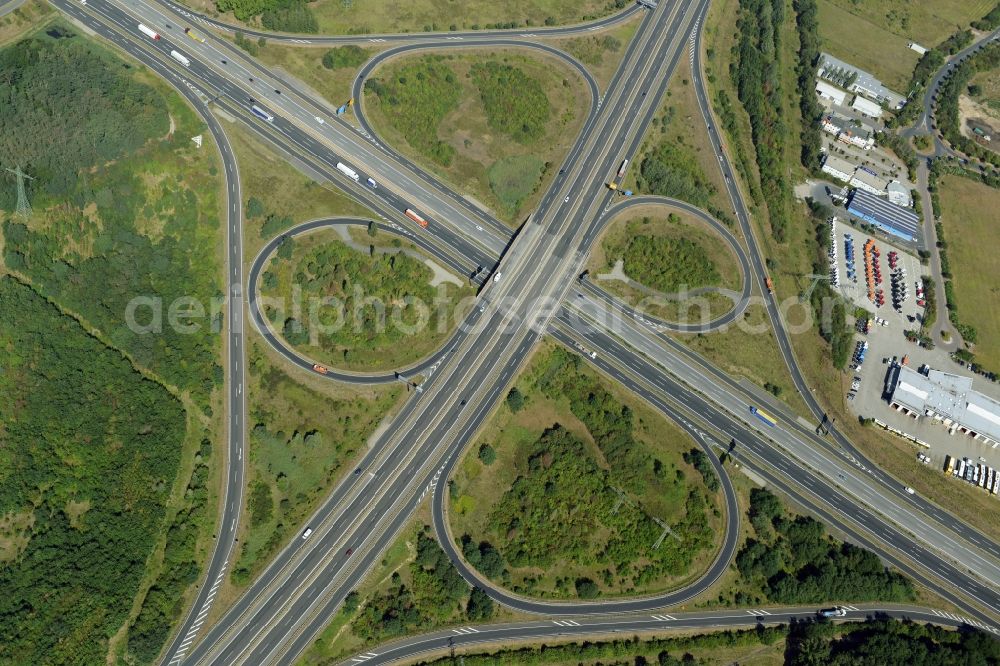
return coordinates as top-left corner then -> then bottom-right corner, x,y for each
1,28 -> 223,407
0,277 -> 186,665
731,0 -> 791,241
734,488 -> 914,604
614,233 -> 722,293
0,31 -> 168,207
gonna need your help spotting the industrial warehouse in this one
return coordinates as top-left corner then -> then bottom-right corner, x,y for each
846,189 -> 921,243
889,365 -> 1000,448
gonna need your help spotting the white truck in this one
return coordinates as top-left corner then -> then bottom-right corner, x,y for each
170,50 -> 191,67
138,23 -> 160,40
336,162 -> 359,182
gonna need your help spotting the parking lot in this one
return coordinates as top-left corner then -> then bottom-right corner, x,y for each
829,218 -> 926,324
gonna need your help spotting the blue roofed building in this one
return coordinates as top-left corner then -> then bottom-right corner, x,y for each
846,188 -> 920,243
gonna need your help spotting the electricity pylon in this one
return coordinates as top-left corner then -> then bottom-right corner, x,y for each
5,166 -> 33,219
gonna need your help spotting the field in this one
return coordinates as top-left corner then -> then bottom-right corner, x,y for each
362,49 -> 589,224
0,0 -> 52,45
230,337 -> 403,584
449,344 -> 725,599
968,66 -> 1000,122
188,0 -> 617,36
587,211 -> 743,324
543,15 -> 641,91
816,1 -> 919,92
937,175 -> 1000,370
257,228 -> 475,371
821,0 -> 995,48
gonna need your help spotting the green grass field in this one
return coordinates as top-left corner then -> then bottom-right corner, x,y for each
938,175 -> 1000,370
449,344 -> 724,599
189,0 -> 615,36
822,0 -> 994,47
816,1 -> 919,92
363,49 -> 588,224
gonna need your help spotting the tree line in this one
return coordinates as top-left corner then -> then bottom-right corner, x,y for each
732,0 -> 792,242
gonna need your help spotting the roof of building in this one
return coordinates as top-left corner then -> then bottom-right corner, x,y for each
816,80 -> 848,102
886,181 -> 908,195
850,168 -> 887,191
852,95 -> 883,117
819,53 -> 906,108
822,153 -> 856,176
891,366 -> 1000,443
847,188 -> 920,239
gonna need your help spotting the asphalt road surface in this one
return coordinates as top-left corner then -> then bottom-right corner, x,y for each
345,604 -> 986,665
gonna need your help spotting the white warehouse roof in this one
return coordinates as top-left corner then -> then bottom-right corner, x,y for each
890,366 -> 1000,445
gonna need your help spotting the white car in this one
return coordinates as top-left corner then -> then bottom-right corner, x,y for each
904,486 -> 915,495
493,272 -> 502,283
314,116 -> 325,124
301,527 -> 313,539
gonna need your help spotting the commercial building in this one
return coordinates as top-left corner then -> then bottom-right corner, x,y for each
852,95 -> 884,119
889,365 -> 1000,447
849,167 -> 888,196
821,113 -> 875,149
821,153 -> 856,183
847,188 -> 920,242
818,53 -> 906,110
887,181 -> 912,208
815,80 -> 848,106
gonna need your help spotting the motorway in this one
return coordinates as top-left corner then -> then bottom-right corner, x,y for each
342,604 -> 985,665
44,0 -> 1000,663
190,2 -> 715,662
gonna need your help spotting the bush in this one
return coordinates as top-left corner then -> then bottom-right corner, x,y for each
505,387 -> 526,412
574,577 -> 600,598
322,45 -> 369,70
478,443 -> 496,466
247,196 -> 265,217
260,0 -> 318,33
466,587 -> 494,620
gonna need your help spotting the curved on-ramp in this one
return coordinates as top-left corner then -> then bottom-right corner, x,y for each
584,195 -> 752,333
247,217 -> 483,385
426,330 -> 741,617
